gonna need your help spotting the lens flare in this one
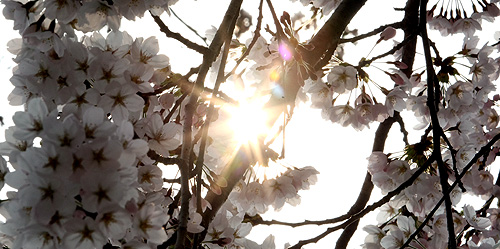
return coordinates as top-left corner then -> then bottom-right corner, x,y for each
269,70 -> 280,82
279,42 -> 293,61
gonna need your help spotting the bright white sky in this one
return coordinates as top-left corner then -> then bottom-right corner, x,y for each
0,1 -> 499,248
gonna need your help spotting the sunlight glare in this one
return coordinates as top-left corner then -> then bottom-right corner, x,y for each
227,99 -> 270,145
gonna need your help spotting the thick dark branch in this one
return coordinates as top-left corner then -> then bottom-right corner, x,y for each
334,114 -> 396,248
419,0 -> 455,247
303,0 -> 368,70
150,13 -> 209,55
265,0 -> 369,129
400,0 -> 420,76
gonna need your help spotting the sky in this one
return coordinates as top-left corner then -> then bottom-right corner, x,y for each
0,1 -> 498,248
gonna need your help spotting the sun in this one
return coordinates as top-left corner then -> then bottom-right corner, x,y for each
226,98 -> 270,146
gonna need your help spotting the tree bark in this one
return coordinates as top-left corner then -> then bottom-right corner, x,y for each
334,1 -> 419,247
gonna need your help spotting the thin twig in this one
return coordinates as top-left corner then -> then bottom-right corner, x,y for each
358,32 -> 417,68
289,156 -> 435,249
265,0 -> 286,40
165,93 -> 187,123
169,7 -> 209,46
224,0 -> 264,80
400,132 -> 500,248
150,12 -> 209,55
394,112 -> 410,146
202,87 -> 237,104
339,22 -> 403,44
246,213 -> 352,228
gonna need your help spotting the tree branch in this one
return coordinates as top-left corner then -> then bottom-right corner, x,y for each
419,0 -> 456,247
246,213 -> 351,228
358,32 -> 417,68
265,0 -> 286,40
169,7 -> 209,46
151,13 -> 209,55
400,132 -> 500,248
289,155 -> 435,249
334,1 -> 420,246
192,15 -> 235,248
224,0 -> 264,80
394,112 -> 410,146
334,114 -> 396,248
175,0 -> 243,248
339,22 -> 403,44
304,0 -> 368,70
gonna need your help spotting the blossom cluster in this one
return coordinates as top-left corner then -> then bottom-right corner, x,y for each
3,0 -> 178,33
0,1 -> 323,248
0,19 -> 184,246
363,150 -> 500,248
201,166 -> 318,248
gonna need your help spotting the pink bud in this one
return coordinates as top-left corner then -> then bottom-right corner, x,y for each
125,199 -> 138,214
196,104 -> 207,115
387,72 -> 405,85
486,3 -> 500,17
379,27 -> 397,43
484,99 -> 494,109
73,210 -> 86,219
394,61 -> 408,69
216,238 -> 232,246
159,93 -> 174,110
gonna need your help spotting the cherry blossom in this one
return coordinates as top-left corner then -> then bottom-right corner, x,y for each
12,97 -> 51,141
465,204 -> 492,231
132,203 -> 169,244
143,113 -> 182,156
384,87 -> 407,117
63,218 -> 107,249
327,65 -> 358,94
129,36 -> 169,68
